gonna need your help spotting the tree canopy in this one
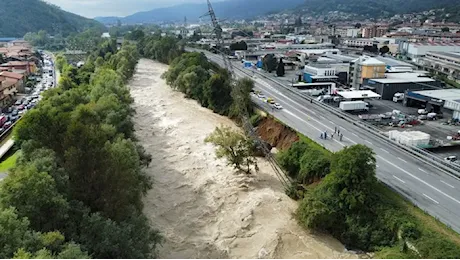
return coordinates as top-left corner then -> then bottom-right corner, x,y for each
0,39 -> 160,259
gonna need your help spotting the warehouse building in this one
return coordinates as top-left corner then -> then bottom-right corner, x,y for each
363,72 -> 440,100
405,89 -> 460,119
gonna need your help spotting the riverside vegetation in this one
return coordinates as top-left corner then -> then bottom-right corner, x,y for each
0,39 -> 160,258
141,33 -> 460,258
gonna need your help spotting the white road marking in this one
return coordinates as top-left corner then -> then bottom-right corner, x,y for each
393,175 -> 406,184
398,157 -> 407,163
328,120 -> 333,124
423,193 -> 440,204
418,168 -> 427,173
381,148 -> 389,153
378,155 -> 460,205
352,133 -> 358,137
441,180 -> 455,189
365,140 -> 373,145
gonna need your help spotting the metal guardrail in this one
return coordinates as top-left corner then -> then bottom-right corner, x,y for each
228,59 -> 460,179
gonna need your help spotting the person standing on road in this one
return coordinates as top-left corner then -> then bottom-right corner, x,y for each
324,131 -> 328,140
340,133 -> 343,141
337,128 -> 340,135
334,126 -> 337,134
331,133 -> 334,139
320,133 -> 323,139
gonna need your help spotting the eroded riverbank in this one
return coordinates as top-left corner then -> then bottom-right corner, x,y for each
129,59 -> 358,259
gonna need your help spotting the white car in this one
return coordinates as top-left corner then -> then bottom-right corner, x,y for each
274,103 -> 283,109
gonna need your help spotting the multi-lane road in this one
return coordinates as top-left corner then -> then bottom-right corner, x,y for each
198,50 -> 460,233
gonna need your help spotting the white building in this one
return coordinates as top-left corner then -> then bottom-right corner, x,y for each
347,28 -> 361,38
343,39 -> 374,47
399,42 -> 460,62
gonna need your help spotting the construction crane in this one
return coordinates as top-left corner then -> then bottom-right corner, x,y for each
201,0 -> 291,189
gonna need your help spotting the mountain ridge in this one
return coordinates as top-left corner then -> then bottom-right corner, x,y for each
0,0 -> 104,37
95,0 -> 305,25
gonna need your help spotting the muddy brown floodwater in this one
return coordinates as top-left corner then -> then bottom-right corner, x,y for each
129,59 -> 359,259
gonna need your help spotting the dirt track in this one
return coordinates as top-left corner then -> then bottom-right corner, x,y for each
129,59 -> 358,259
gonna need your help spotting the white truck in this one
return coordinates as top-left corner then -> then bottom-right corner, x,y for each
393,93 -> 404,102
339,101 -> 369,112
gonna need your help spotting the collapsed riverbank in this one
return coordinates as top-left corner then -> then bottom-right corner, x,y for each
128,59 -> 358,259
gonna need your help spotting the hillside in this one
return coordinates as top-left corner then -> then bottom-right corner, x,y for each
95,0 -> 305,25
295,0 -> 460,18
0,0 -> 104,37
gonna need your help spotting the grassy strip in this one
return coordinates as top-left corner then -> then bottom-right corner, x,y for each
0,150 -> 19,172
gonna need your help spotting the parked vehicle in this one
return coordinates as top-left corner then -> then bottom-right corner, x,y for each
339,101 -> 370,112
14,100 -> 21,106
18,105 -> 25,110
0,115 -> 7,127
4,121 -> 12,129
393,93 -> 404,102
12,110 -> 18,116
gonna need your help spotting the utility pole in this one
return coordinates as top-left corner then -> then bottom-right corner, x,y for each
203,0 -> 233,77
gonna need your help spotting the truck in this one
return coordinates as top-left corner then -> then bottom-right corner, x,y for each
393,93 -> 404,102
339,101 -> 369,112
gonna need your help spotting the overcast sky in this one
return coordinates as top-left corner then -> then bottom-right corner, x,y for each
45,0 -> 207,18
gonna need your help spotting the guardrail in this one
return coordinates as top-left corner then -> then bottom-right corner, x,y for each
243,66 -> 460,178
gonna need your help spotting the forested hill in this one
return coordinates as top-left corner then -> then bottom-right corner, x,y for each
0,0 -> 104,37
296,0 -> 459,19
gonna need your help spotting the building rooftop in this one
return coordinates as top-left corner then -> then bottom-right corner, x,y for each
374,56 -> 416,68
337,90 -> 381,99
369,73 -> 436,84
411,89 -> 460,101
427,51 -> 460,61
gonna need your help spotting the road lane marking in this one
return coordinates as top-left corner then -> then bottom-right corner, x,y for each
365,140 -> 373,145
423,193 -> 440,204
441,180 -> 455,188
378,155 -> 460,205
393,175 -> 405,184
398,157 -> 407,163
381,148 -> 389,153
328,120 -> 333,124
418,168 -> 427,173
352,133 -> 358,137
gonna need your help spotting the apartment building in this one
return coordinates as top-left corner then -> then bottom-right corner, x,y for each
349,56 -> 386,88
362,26 -> 388,38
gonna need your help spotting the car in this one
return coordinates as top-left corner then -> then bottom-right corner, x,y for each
14,100 -> 21,106
26,104 -> 33,110
6,107 -> 13,113
3,122 -> 12,129
11,110 -> 18,116
18,105 -> 25,110
445,156 -> 457,163
274,103 -> 283,109
18,110 -> 25,115
0,128 -> 5,134
257,93 -> 266,99
10,116 -> 18,123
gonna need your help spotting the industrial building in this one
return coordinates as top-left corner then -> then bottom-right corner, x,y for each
374,56 -> 416,73
363,72 -> 440,100
398,42 -> 460,62
404,89 -> 460,119
418,51 -> 460,83
350,56 -> 386,88
303,63 -> 338,83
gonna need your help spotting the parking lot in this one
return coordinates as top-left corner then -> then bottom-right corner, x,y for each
0,53 -> 55,135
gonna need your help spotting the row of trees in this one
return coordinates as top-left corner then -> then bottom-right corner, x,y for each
0,40 -> 161,258
279,141 -> 460,257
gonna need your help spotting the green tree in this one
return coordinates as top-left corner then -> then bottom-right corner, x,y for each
204,73 -> 232,115
379,45 -> 390,55
0,164 -> 69,232
262,54 -> 277,73
229,77 -> 254,118
276,58 -> 285,77
205,126 -> 258,174
55,55 -> 67,73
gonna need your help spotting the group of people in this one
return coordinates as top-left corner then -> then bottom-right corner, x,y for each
320,126 -> 343,141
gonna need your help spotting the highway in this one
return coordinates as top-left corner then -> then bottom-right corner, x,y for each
199,50 -> 460,233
